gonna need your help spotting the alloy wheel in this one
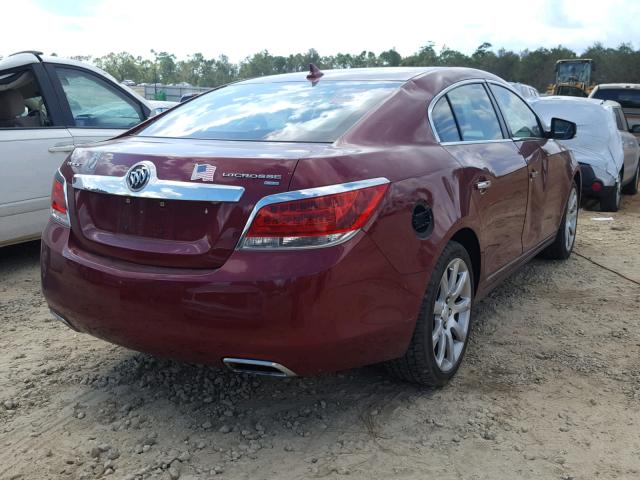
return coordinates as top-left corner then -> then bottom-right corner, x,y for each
565,186 -> 578,251
432,258 -> 472,372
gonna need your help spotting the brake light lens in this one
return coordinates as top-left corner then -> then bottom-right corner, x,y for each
50,171 -> 70,227
240,180 -> 389,249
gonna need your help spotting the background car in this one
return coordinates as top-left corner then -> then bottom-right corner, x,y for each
179,92 -> 201,102
530,96 -> 640,211
0,51 -> 154,247
42,66 -> 579,386
589,83 -> 640,138
148,100 -> 179,115
509,82 -> 540,99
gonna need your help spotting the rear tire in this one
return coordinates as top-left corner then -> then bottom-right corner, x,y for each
386,241 -> 473,386
541,183 -> 578,260
600,172 -> 622,212
621,162 -> 639,195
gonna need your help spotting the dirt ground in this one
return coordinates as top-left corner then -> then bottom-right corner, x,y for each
1,195 -> 639,480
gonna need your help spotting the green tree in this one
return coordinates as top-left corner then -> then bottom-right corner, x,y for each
379,49 -> 402,67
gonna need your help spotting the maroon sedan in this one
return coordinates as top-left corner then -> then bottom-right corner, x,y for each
41,67 -> 579,386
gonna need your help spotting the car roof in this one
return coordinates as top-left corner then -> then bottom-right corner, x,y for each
236,66 -> 495,84
594,83 -> 640,90
0,52 -> 150,108
530,95 -> 621,112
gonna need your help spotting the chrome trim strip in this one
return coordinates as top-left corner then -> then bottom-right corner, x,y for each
73,161 -> 245,203
223,358 -> 297,377
440,139 -> 513,146
236,177 -> 390,250
50,310 -> 78,332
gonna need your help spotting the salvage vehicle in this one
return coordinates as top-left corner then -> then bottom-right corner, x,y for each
41,66 -> 580,386
590,83 -> 640,139
530,96 -> 640,211
0,51 -> 153,247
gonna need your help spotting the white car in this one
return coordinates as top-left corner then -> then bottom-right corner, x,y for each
509,82 -> 540,99
0,51 -> 154,246
589,83 -> 640,137
530,96 -> 640,211
148,100 -> 179,115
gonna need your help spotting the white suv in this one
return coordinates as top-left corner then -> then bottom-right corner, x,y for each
590,83 -> 640,138
0,51 -> 153,246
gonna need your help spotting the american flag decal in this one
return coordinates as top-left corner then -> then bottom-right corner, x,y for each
190,163 -> 216,181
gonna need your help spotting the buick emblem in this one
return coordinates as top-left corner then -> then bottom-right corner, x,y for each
126,164 -> 151,191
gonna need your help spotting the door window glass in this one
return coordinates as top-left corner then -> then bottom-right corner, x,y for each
490,84 -> 542,139
55,67 -> 143,128
0,69 -> 51,128
431,96 -> 460,142
614,108 -> 628,131
447,84 -> 503,141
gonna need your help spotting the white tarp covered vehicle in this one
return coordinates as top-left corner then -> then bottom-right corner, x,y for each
529,96 -> 640,211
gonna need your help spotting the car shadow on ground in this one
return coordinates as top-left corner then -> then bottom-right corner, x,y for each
0,240 -> 41,268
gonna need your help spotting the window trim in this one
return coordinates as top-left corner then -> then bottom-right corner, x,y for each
486,80 -> 545,141
44,63 -> 147,129
427,79 -> 510,145
430,95 -> 462,143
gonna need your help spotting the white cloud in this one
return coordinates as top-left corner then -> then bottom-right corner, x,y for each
3,0 -> 639,62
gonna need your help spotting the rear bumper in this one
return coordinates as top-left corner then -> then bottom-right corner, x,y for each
41,222 -> 425,376
579,163 -> 616,198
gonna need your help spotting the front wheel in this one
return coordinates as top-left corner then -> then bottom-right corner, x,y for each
541,183 -> 578,260
386,241 -> 473,386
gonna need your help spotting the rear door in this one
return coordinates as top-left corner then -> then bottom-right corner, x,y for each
488,83 -> 565,248
45,64 -> 149,147
0,63 -> 73,245
431,82 -> 529,277
613,106 -> 640,185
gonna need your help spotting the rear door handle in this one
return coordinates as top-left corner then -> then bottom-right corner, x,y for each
475,180 -> 492,192
48,143 -> 75,153
530,170 -> 539,179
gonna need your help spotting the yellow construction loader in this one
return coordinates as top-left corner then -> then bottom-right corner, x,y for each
547,59 -> 595,97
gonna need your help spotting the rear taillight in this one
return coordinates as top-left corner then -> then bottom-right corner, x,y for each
239,178 -> 389,249
50,171 -> 70,227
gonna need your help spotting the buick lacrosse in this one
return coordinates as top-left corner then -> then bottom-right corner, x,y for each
41,66 -> 579,385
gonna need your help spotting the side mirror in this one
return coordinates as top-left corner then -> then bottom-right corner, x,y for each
548,117 -> 576,140
630,124 -> 640,134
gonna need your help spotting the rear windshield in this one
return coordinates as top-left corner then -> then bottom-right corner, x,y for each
137,81 -> 401,143
592,88 -> 640,108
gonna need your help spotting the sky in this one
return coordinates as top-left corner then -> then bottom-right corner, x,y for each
3,0 -> 639,62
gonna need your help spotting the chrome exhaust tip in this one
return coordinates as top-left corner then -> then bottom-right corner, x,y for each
50,310 -> 79,332
223,358 -> 297,378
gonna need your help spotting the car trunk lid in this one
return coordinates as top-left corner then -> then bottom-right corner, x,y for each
66,137 -> 323,268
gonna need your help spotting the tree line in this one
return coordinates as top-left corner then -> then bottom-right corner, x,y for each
33,42 -> 640,91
